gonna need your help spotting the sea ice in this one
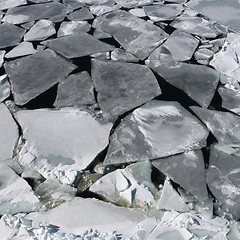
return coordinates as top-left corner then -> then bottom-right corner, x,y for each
93,29 -> 112,39
129,8 -> 146,18
0,50 -> 5,68
90,4 -> 120,16
0,104 -> 18,162
111,48 -> 139,62
93,10 -> 168,60
2,2 -> 70,24
4,49 -> 76,106
5,42 -> 37,59
152,150 -> 208,201
0,75 -> 10,103
116,0 -> 154,8
0,23 -> 26,49
54,71 -> 96,108
0,165 -> 41,215
67,7 -> 94,21
91,59 -> 161,122
57,21 -> 91,37
0,0 -> 27,10
44,33 -> 115,58
16,108 -> 112,183
194,47 -> 215,65
104,100 -> 208,165
24,19 -> 56,41
63,0 -> 86,10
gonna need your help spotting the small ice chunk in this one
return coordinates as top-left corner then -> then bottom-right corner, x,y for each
0,50 -> 5,68
129,8 -> 146,17
111,48 -> 139,62
57,21 -> 91,37
194,48 -> 215,65
0,104 -> 18,162
158,178 -> 189,212
0,0 -> 27,10
5,42 -> 37,59
67,7 -> 94,21
24,19 -> 56,41
0,165 -> 41,215
0,75 -> 10,103
91,51 -> 110,60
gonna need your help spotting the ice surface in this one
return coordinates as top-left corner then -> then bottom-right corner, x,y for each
207,144 -> 240,220
0,104 -> 18,162
24,19 -> 56,41
146,47 -> 220,107
57,21 -> 91,37
16,108 -> 112,183
44,33 -> 114,58
153,150 -> 208,201
188,0 -> 240,32
116,0 -> 154,8
0,0 -> 27,10
93,29 -> 112,39
4,49 -> 76,106
67,7 -> 94,21
54,71 -> 96,108
5,42 -> 37,59
218,87 -> 240,115
0,165 -> 41,215
158,178 -> 189,212
164,30 -> 199,61
129,8 -> 146,17
104,100 -> 208,165
144,3 -> 184,22
90,4 -> 120,16
93,10 -> 168,60
91,59 -> 161,121
2,2 -> 69,24
0,75 -> 10,103
111,48 -> 139,62
0,23 -> 26,49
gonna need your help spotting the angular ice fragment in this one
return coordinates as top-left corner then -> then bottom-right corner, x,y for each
104,100 -> 208,165
16,108 -> 112,183
54,71 -> 96,108
152,150 -> 208,201
21,21 -> 35,30
111,48 -> 139,62
90,4 -> 120,16
44,33 -> 114,58
0,75 -> 10,103
24,19 -> 56,41
0,165 -> 41,215
91,59 -> 161,122
144,3 -> 184,22
93,29 -> 112,39
2,2 -> 69,24
93,10 -> 168,60
57,21 -> 91,37
67,7 -> 94,21
0,104 -> 18,162
164,30 -> 199,61
0,23 -> 26,49
5,42 -> 37,59
0,50 -> 5,68
63,0 -> 85,10
116,0 -> 154,8
4,49 -> 76,106
194,48 -> 215,65
129,8 -> 146,18
0,0 -> 27,10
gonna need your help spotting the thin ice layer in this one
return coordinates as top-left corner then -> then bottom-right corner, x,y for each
4,49 -> 76,106
17,108 -> 112,184
104,100 -> 208,165
92,10 -> 168,60
91,59 -> 161,122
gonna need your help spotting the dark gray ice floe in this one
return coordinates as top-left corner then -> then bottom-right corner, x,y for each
2,2 -> 70,24
67,7 -> 94,21
0,23 -> 26,49
4,49 -> 76,106
91,59 -> 161,122
0,0 -> 27,10
24,19 -> 56,41
44,33 -> 114,58
104,100 -> 208,165
93,10 -> 168,60
146,46 -> 220,107
0,75 -> 10,102
54,71 -> 96,108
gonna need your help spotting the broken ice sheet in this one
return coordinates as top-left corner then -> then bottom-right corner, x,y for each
146,46 -> 220,108
24,19 -> 56,41
2,2 -> 70,24
44,33 -> 114,58
0,23 -> 26,49
57,21 -> 91,37
116,0 -> 154,8
4,49 -> 76,106
91,59 -> 161,122
54,71 -> 96,109
67,7 -> 94,21
90,161 -> 159,208
187,0 -> 240,32
104,100 -> 208,165
152,150 -> 208,202
0,0 -> 27,10
5,42 -> 37,59
16,108 -> 112,184
164,29 -> 199,61
0,104 -> 18,162
111,48 -> 139,62
92,10 -> 168,60
0,165 -> 41,215
144,3 -> 184,22
194,47 -> 215,65
0,75 -> 10,103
